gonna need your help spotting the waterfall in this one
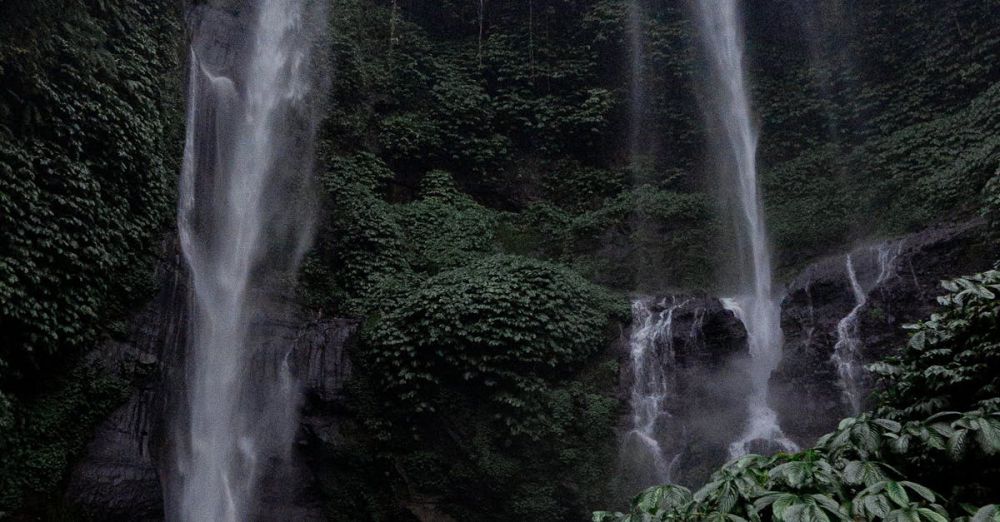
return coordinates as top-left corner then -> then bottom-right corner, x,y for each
831,244 -> 899,415
619,298 -> 684,489
173,1 -> 327,520
694,0 -> 794,457
627,0 -> 647,160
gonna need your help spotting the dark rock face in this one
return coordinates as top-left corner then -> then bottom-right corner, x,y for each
65,393 -> 165,522
64,243 -> 359,521
250,315 -> 359,522
187,1 -> 253,77
64,245 -> 186,521
773,221 -> 996,445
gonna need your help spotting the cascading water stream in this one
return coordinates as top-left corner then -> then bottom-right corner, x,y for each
831,243 -> 899,415
694,0 -> 795,457
620,298 -> 685,488
174,1 -> 327,520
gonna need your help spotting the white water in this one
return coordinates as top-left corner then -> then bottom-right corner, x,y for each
175,1 -> 326,520
831,244 -> 899,414
621,298 -> 684,486
695,0 -> 794,457
721,298 -> 796,456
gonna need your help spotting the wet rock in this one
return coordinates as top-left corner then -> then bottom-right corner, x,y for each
64,244 -> 184,521
187,2 -> 252,77
744,438 -> 788,456
773,220 -> 996,445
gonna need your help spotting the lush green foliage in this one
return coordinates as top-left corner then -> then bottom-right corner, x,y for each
0,0 -> 181,395
316,0 -> 1000,293
325,353 -> 621,522
873,271 -> 1000,420
0,0 -> 180,514
869,272 -> 1000,503
396,171 -> 501,274
303,155 -> 501,315
982,170 -> 1000,236
316,0 -> 719,295
305,5 -> 646,516
361,254 -> 627,434
505,184 -> 719,291
753,0 -> 1000,263
597,411 -> 1000,522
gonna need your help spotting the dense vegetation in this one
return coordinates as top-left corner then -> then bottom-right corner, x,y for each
0,0 -> 998,519
598,271 -> 1000,521
753,1 -> 1000,266
0,0 -> 182,514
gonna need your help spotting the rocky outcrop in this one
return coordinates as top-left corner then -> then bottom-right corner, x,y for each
773,221 -> 996,445
63,244 -> 360,521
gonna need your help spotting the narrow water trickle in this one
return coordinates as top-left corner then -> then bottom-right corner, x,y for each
172,1 -> 328,520
694,0 -> 796,457
831,243 -> 900,415
621,298 -> 684,487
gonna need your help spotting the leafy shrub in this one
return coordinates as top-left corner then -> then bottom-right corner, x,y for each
332,344 -> 621,522
308,152 -> 413,314
872,271 -> 1000,420
305,159 -> 500,315
866,271 -> 1000,504
395,170 -> 501,274
983,170 -> 1000,235
505,186 -> 718,291
362,254 -> 627,434
538,161 -> 627,213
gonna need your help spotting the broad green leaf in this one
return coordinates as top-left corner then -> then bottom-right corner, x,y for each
885,481 -> 910,508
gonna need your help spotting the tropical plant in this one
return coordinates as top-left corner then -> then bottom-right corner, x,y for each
872,271 -> 1000,421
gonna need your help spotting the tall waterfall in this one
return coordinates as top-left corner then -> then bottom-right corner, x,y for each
174,1 -> 327,520
831,244 -> 899,414
620,298 -> 684,489
694,0 -> 794,457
